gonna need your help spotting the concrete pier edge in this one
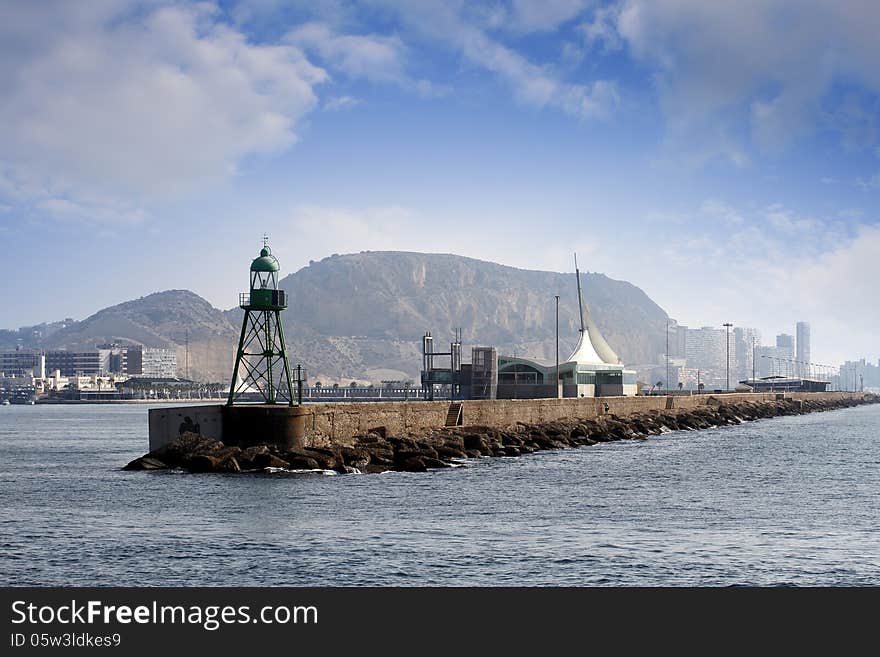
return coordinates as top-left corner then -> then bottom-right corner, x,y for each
148,391 -> 872,453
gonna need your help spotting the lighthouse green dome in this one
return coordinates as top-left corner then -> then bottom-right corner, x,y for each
251,246 -> 280,272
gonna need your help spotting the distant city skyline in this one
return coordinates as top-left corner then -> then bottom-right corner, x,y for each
1,1 -> 878,366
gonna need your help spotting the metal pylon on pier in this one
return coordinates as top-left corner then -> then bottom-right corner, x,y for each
227,239 -> 296,406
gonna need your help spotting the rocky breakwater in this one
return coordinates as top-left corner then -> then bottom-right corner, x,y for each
124,395 -> 878,475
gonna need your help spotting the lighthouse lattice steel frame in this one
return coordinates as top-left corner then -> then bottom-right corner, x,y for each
227,237 -> 296,406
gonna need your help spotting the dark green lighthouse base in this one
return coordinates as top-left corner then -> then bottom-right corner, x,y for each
221,404 -> 308,450
148,404 -> 310,453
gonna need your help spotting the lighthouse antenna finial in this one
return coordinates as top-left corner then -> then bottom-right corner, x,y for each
262,233 -> 269,248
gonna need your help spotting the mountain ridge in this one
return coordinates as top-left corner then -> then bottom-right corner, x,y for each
3,252 -> 668,382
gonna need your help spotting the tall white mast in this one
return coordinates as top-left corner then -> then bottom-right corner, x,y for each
568,253 -> 622,365
575,253 -> 586,334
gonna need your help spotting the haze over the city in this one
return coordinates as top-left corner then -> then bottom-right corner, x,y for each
1,0 -> 878,365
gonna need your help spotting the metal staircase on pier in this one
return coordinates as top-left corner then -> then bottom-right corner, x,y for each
445,402 -> 463,427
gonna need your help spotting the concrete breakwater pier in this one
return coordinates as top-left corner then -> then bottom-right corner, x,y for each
126,392 -> 878,474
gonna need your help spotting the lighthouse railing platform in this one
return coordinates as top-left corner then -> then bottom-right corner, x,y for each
239,290 -> 287,310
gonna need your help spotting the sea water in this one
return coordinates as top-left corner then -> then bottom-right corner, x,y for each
1,403 -> 878,586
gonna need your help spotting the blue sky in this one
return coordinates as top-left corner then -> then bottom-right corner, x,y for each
1,0 -> 879,365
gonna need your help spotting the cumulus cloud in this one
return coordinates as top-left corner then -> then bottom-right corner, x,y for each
506,0 -> 591,33
611,0 -> 880,162
324,95 -> 361,111
634,198 -> 876,362
857,172 -> 880,190
0,1 -> 327,221
578,4 -> 622,52
374,0 -> 619,119
286,21 -> 436,94
284,204 -> 419,261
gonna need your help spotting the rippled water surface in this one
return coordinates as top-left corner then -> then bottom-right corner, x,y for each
1,403 -> 879,586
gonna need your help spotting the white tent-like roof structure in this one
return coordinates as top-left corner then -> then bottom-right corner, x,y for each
568,256 -> 622,366
567,322 -> 621,365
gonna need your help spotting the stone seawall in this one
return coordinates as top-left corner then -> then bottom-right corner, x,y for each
127,394 -> 879,474
298,391 -> 867,448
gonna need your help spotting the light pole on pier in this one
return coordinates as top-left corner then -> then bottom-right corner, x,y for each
752,337 -> 757,386
555,295 -> 560,398
666,318 -> 671,397
723,323 -> 733,392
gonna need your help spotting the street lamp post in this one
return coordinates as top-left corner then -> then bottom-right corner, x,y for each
666,318 -> 670,396
752,337 -> 757,387
555,295 -> 560,398
723,323 -> 733,392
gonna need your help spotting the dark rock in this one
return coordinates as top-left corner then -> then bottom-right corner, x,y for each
189,455 -> 219,473
237,445 -> 269,469
387,436 -> 420,452
394,447 -> 439,463
436,446 -> 467,460
338,447 -> 371,469
501,433 -> 524,447
400,457 -> 428,472
463,433 -> 489,450
123,456 -> 168,471
303,448 -> 342,470
253,453 -> 290,469
215,455 -> 241,473
148,432 -> 225,469
287,456 -> 321,470
422,457 -> 452,469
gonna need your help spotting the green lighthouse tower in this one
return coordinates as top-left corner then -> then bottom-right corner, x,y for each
227,237 -> 296,406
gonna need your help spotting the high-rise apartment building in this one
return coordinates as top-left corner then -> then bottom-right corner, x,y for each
685,326 -> 729,386
776,334 -> 794,360
796,321 -> 811,378
734,327 -> 761,381
140,348 -> 177,378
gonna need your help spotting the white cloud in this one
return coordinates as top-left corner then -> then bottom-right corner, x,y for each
373,0 -> 619,119
324,95 -> 361,111
578,4 -> 622,52
507,0 -> 591,33
0,1 -> 327,222
287,22 -> 423,89
699,199 -> 744,226
633,199 -> 878,362
283,204 -> 419,261
36,196 -> 147,226
613,0 -> 880,161
856,172 -> 880,189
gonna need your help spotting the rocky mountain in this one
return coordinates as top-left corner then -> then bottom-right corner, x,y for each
12,252 -> 669,383
233,251 -> 668,382
39,290 -> 239,382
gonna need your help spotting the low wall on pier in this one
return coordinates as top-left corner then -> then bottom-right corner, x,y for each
148,392 -> 870,452
299,391 -> 868,448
